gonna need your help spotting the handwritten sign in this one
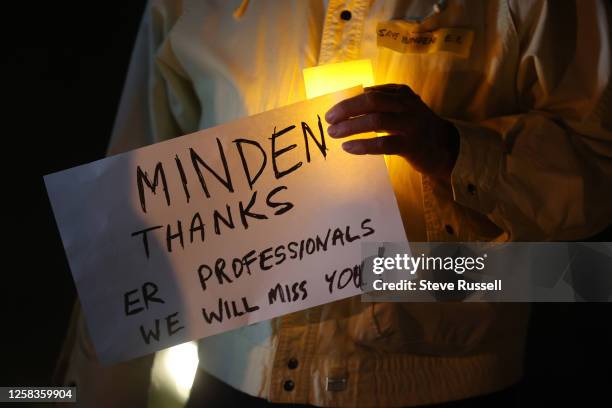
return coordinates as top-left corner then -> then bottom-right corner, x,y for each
45,87 -> 406,364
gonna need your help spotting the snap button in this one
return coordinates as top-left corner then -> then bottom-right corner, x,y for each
326,377 -> 347,392
467,183 -> 477,195
445,224 -> 454,235
283,379 -> 295,391
287,358 -> 299,369
340,10 -> 352,21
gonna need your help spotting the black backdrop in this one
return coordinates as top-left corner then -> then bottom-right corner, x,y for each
2,0 -> 148,387
2,1 -> 610,405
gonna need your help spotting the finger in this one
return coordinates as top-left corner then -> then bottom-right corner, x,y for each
325,91 -> 415,124
327,112 -> 416,138
364,83 -> 416,96
341,135 -> 405,155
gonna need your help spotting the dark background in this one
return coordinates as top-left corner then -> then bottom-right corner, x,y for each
2,1 -> 610,405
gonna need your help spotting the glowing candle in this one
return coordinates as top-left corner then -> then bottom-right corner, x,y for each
303,59 -> 393,167
303,59 -> 374,99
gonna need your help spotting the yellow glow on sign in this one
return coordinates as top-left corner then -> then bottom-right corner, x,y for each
303,59 -> 374,99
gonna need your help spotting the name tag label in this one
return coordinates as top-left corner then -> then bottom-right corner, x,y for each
377,21 -> 474,58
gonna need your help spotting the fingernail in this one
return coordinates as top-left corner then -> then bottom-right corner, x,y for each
327,126 -> 337,136
342,142 -> 360,154
325,110 -> 336,123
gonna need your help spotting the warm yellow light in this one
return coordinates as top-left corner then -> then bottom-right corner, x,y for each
149,341 -> 199,406
303,59 -> 374,99
163,341 -> 199,400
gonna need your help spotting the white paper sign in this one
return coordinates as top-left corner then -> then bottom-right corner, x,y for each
45,87 -> 406,364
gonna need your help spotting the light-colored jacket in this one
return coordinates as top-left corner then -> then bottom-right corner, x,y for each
58,0 -> 612,406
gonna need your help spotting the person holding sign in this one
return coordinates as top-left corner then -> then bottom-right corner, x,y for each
56,0 -> 611,407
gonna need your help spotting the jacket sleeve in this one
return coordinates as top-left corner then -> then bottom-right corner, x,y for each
107,0 -> 199,156
450,0 -> 612,241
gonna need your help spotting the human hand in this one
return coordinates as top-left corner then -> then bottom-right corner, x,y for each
325,84 -> 460,181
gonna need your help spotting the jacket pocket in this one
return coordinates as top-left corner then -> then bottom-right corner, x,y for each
353,302 -> 503,355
